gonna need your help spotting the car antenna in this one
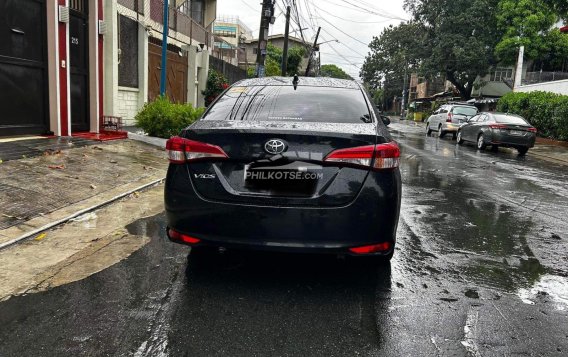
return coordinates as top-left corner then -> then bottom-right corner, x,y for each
292,74 -> 299,90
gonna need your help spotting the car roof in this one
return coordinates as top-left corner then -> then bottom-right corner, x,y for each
444,103 -> 475,107
233,76 -> 361,89
482,112 -> 523,118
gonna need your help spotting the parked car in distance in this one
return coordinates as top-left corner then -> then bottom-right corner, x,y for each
164,77 -> 402,261
456,112 -> 537,155
426,103 -> 479,138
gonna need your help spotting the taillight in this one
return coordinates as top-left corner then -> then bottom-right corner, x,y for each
165,136 -> 228,164
489,124 -> 507,129
528,127 -> 537,133
349,242 -> 392,254
324,142 -> 400,170
446,112 -> 453,122
168,228 -> 201,244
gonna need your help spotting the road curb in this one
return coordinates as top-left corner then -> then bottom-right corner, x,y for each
0,178 -> 165,251
127,132 -> 167,148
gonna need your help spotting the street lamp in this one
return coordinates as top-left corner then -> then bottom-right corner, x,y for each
313,40 -> 339,76
314,39 -> 339,51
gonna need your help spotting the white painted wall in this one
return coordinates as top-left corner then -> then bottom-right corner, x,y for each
116,88 -> 140,125
107,0 -> 215,130
515,79 -> 568,95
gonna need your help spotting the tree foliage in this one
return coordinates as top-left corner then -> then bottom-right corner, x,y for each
320,64 -> 353,79
202,69 -> 228,107
360,22 -> 424,107
404,0 -> 502,99
498,91 -> 568,140
135,97 -> 204,138
360,22 -> 423,89
495,0 -> 568,68
248,43 -> 307,77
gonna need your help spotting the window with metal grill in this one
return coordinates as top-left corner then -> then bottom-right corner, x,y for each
118,15 -> 139,88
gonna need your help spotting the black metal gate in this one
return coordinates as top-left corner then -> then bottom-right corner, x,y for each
0,0 -> 49,136
69,0 -> 90,132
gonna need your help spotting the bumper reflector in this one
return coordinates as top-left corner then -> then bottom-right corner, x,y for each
168,228 -> 201,244
349,242 -> 392,254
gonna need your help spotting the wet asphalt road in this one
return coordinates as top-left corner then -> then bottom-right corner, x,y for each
1,121 -> 568,356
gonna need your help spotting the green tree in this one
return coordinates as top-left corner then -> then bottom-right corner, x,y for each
401,0 -> 502,99
320,64 -> 353,79
495,0 -> 568,69
360,22 -> 423,108
248,43 -> 307,78
287,46 -> 307,75
202,69 -> 228,106
360,22 -> 423,91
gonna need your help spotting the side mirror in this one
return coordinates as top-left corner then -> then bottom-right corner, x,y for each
381,115 -> 391,126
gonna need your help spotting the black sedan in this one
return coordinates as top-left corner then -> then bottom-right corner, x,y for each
164,77 -> 401,261
456,112 -> 537,155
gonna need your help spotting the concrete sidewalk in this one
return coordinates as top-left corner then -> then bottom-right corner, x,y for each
389,117 -> 568,165
0,139 -> 167,248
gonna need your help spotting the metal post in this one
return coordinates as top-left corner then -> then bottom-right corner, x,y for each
256,0 -> 273,78
281,6 -> 291,76
304,26 -> 321,77
160,0 -> 169,96
401,64 -> 408,118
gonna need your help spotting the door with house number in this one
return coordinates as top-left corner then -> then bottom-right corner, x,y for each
69,0 -> 90,132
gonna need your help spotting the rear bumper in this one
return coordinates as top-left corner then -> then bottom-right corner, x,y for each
165,168 -> 402,255
489,131 -> 536,148
441,123 -> 462,132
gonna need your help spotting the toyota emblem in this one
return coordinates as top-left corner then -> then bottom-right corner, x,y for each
264,139 -> 287,154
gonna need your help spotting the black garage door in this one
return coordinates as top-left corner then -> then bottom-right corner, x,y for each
0,0 -> 49,136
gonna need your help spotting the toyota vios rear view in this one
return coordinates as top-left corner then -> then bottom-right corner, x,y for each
164,77 -> 401,261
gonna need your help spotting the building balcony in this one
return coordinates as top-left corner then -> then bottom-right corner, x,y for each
522,71 -> 568,85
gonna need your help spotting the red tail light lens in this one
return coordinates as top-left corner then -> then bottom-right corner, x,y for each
324,144 -> 374,167
446,112 -> 453,122
168,228 -> 201,244
349,242 -> 392,254
489,124 -> 507,129
165,136 -> 228,164
324,142 -> 400,170
528,127 -> 537,133
373,142 -> 401,170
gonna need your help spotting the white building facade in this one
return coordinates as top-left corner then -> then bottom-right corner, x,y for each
106,0 -> 217,126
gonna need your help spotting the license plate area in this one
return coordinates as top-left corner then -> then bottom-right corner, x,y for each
509,130 -> 523,136
244,162 -> 321,195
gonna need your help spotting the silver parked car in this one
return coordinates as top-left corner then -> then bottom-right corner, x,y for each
426,103 -> 479,138
456,112 -> 537,155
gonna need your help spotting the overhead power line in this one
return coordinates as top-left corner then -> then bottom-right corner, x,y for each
318,16 -> 368,46
308,2 -> 394,24
238,0 -> 258,12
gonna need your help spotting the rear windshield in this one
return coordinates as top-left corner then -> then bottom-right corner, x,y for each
452,106 -> 478,116
203,86 -> 370,123
494,114 -> 529,125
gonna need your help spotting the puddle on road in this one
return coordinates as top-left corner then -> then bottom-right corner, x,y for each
397,144 -> 567,295
69,212 -> 98,229
517,274 -> 568,310
0,186 -> 166,301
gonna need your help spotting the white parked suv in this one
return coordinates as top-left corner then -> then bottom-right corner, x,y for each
426,103 -> 479,139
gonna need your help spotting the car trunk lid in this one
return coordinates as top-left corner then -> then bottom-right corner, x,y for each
179,120 -> 383,207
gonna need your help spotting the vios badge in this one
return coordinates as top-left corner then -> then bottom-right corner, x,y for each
264,139 -> 287,154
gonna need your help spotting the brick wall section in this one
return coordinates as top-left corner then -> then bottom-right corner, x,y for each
117,88 -> 140,125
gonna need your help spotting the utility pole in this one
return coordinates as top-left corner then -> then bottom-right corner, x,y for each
159,0 -> 169,96
304,26 -> 321,77
401,60 -> 408,118
256,0 -> 275,78
281,6 -> 291,76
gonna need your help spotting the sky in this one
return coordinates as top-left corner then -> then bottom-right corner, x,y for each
217,0 -> 410,79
